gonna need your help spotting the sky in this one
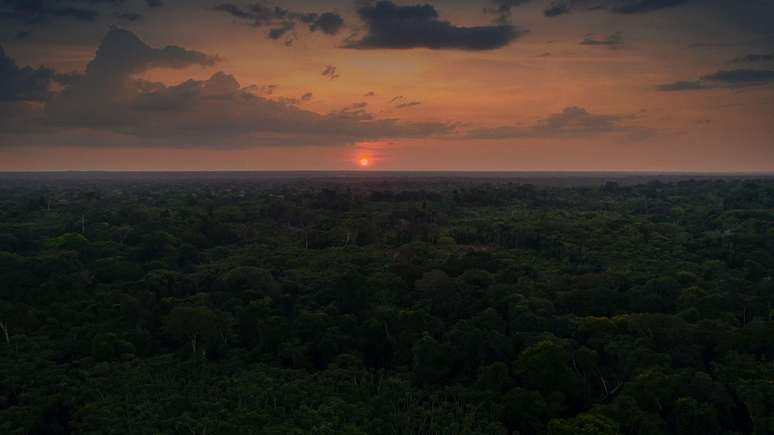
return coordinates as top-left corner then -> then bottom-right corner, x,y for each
0,0 -> 773,171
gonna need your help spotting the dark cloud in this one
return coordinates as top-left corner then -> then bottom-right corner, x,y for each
0,45 -> 76,101
703,69 -> 774,85
52,7 -> 99,21
15,30 -> 31,39
388,95 -> 421,109
3,29 -> 451,147
344,102 -> 368,110
0,0 -> 124,24
300,92 -> 313,101
268,21 -> 294,40
52,71 -> 82,86
544,2 -> 569,16
40,27 -> 217,124
396,101 -> 422,109
0,100 -> 43,134
116,12 -> 143,22
484,0 -> 531,25
322,65 -> 339,80
84,27 -> 217,79
261,84 -> 277,95
129,78 -> 202,112
310,12 -> 344,35
689,39 -> 769,49
213,3 -> 255,20
145,0 -> 162,7
658,69 -> 774,91
732,53 -> 774,64
213,2 -> 344,43
544,0 -> 689,17
614,0 -> 686,13
364,91 -> 376,97
466,106 -> 647,139
656,80 -> 705,91
580,31 -> 623,48
0,47 -> 55,101
346,1 -> 525,51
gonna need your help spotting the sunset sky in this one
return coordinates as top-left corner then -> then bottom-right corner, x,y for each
1,0 -> 773,171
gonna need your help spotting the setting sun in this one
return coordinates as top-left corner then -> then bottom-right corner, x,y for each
359,158 -> 370,167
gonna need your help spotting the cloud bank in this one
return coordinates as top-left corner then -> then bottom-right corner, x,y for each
2,28 -> 452,148
0,46 -> 76,101
346,1 -> 526,51
213,2 -> 344,44
545,0 -> 689,17
658,69 -> 774,91
466,106 -> 648,140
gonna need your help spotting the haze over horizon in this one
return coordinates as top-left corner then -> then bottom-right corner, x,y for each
1,0 -> 773,171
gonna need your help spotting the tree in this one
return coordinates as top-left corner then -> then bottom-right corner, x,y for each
515,338 -> 578,400
222,266 -> 278,297
164,306 -> 226,358
548,413 -> 620,435
412,333 -> 453,385
0,300 -> 20,344
45,233 -> 89,252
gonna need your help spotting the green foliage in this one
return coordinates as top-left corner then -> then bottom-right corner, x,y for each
46,232 -> 89,252
1,175 -> 773,433
548,413 -> 620,435
164,306 -> 227,357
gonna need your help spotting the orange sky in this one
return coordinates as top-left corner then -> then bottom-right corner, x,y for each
1,0 -> 773,171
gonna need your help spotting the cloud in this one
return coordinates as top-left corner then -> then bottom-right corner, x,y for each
703,69 -> 774,85
52,7 -> 99,21
83,27 -> 217,79
732,52 -> 774,64
213,2 -> 344,44
322,64 -> 339,80
689,39 -> 770,49
116,12 -> 143,22
41,28 -> 221,128
388,95 -> 421,109
364,91 -> 376,97
268,21 -> 294,40
213,3 -> 255,20
544,2 -> 570,16
260,84 -> 277,95
0,0 -> 124,24
580,32 -> 623,48
346,1 -> 526,51
656,80 -> 705,91
310,12 -> 344,35
3,29 -> 452,147
300,92 -> 313,101
145,0 -> 162,7
466,106 -> 648,139
544,0 -> 689,17
484,0 -> 531,25
0,45 -> 75,101
396,101 -> 422,109
342,102 -> 369,111
658,69 -> 774,91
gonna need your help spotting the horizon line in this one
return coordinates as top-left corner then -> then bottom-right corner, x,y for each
1,170 -> 774,175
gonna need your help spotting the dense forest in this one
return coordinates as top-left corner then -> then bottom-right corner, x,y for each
0,173 -> 773,435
